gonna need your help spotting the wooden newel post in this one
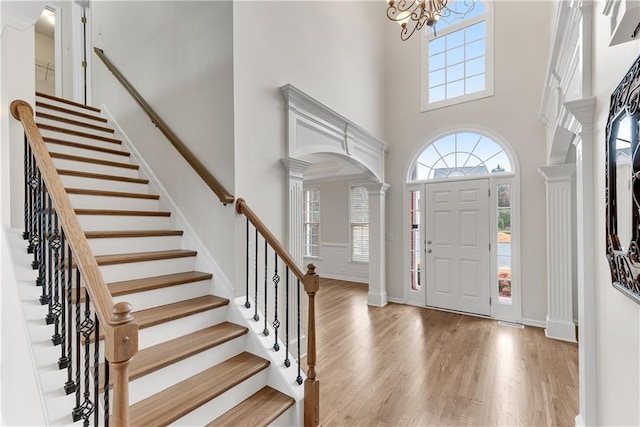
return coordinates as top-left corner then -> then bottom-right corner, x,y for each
303,264 -> 320,427
107,302 -> 138,427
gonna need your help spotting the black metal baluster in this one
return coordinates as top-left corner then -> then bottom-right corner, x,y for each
296,278 -> 303,385
58,231 -> 70,369
284,266 -> 291,368
73,268 -> 82,404
45,193 -> 54,311
73,289 -> 95,425
245,218 -> 250,309
48,212 -> 63,346
33,170 -> 42,272
254,227 -> 259,322
104,359 -> 110,427
94,314 -> 100,427
263,240 -> 269,337
38,185 -> 49,304
23,135 -> 30,241
27,151 -> 38,255
62,247 -> 76,394
272,253 -> 280,351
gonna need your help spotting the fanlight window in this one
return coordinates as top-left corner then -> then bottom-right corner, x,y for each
410,132 -> 511,181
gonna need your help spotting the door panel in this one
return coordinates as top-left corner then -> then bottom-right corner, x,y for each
426,179 -> 490,316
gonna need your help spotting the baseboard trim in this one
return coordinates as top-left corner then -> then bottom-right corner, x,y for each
386,297 -> 405,304
522,318 -> 546,328
575,413 -> 585,427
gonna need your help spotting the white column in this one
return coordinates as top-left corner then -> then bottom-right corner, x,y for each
364,182 -> 390,307
539,164 -> 577,343
565,97 -> 597,427
281,157 -> 312,268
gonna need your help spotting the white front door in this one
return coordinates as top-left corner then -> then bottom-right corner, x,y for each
426,179 -> 491,316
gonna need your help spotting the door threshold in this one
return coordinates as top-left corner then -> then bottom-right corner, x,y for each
425,304 -> 491,319
498,320 -> 524,329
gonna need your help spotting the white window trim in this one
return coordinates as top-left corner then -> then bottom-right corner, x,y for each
349,183 -> 370,264
303,186 -> 320,259
420,1 -> 495,112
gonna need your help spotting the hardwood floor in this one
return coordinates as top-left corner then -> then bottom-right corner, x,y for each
309,278 -> 578,426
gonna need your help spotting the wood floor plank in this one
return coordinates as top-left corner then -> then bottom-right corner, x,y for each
37,123 -> 121,144
309,278 -> 579,427
36,101 -> 107,122
85,230 -> 183,239
36,111 -> 114,133
108,271 -> 211,295
207,386 -> 295,427
57,169 -> 149,184
50,152 -> 138,169
66,187 -> 159,200
44,137 -> 126,155
129,352 -> 269,426
74,208 -> 170,216
132,295 -> 228,329
36,91 -> 101,112
94,249 -> 196,266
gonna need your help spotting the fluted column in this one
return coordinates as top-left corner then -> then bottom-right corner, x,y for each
364,182 -> 390,307
539,164 -> 577,342
281,157 -> 312,267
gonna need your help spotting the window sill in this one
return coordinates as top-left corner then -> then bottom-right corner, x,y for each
421,89 -> 494,113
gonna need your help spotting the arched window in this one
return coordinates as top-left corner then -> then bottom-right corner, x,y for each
409,132 -> 512,181
421,0 -> 494,111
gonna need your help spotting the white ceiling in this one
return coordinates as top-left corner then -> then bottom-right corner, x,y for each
35,9 -> 54,39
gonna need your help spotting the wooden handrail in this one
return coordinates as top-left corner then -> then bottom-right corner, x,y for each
93,47 -> 234,206
235,198 -> 306,281
11,100 -> 137,426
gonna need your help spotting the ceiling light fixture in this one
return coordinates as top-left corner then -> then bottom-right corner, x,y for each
386,0 -> 475,41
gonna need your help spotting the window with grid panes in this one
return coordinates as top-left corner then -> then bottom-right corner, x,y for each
350,186 -> 369,262
303,187 -> 320,257
422,1 -> 492,110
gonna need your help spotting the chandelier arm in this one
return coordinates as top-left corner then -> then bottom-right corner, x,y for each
387,0 -> 419,22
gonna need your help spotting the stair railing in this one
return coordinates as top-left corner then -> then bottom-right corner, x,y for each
235,198 -> 320,427
93,47 -> 234,206
11,100 -> 137,427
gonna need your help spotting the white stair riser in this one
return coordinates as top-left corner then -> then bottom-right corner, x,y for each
270,403 -> 300,427
129,336 -> 248,405
138,306 -> 229,349
59,175 -> 150,194
111,279 -> 211,311
98,256 -> 196,283
36,117 -> 115,138
38,129 -> 121,151
45,141 -> 130,164
68,194 -> 160,211
88,235 -> 182,256
51,157 -> 139,179
36,105 -> 105,125
76,214 -> 171,231
170,369 -> 269,426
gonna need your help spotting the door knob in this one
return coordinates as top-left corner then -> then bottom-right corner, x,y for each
427,249 -> 432,253
427,240 -> 432,245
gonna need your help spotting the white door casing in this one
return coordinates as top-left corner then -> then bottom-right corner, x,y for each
426,178 -> 491,316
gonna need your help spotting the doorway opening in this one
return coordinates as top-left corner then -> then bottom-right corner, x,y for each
405,130 -> 521,322
35,6 -> 58,96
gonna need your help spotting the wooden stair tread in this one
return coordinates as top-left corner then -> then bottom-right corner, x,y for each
36,91 -> 101,112
50,152 -> 138,170
129,352 -> 270,426
133,295 -> 229,331
74,208 -> 170,216
85,229 -> 183,238
66,187 -> 159,200
94,249 -> 196,266
99,322 -> 248,391
37,123 -> 121,144
36,101 -> 107,122
44,137 -> 128,156
208,386 -> 295,427
36,111 -> 114,133
57,169 -> 149,184
108,271 -> 212,295
76,271 -> 211,303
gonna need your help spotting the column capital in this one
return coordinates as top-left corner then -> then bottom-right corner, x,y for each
539,164 -> 576,182
564,97 -> 596,128
363,182 -> 390,196
281,157 -> 312,178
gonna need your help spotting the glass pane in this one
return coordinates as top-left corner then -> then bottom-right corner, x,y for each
446,29 -> 464,49
429,36 -> 446,55
437,0 -> 486,30
429,69 -> 446,87
465,56 -> 485,76
447,46 -> 465,66
466,38 -> 485,59
465,21 -> 486,42
446,80 -> 465,98
447,63 -> 464,82
409,190 -> 422,291
429,85 -> 446,103
429,52 -> 446,70
465,73 -> 485,94
497,184 -> 512,305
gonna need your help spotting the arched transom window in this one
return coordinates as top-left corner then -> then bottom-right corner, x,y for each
409,132 -> 511,181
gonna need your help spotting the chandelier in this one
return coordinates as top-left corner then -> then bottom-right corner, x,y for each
386,0 -> 476,41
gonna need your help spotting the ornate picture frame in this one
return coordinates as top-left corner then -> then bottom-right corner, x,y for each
606,54 -> 640,303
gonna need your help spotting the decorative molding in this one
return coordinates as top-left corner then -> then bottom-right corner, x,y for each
522,318 -> 547,329
602,0 -> 640,46
280,84 -> 388,183
281,157 -> 312,179
1,2 -> 47,35
365,182 -> 390,308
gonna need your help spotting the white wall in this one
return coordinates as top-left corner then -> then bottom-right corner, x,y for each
592,2 -> 640,424
91,1 -> 237,286
382,1 -> 553,323
232,1 -> 387,267
303,180 -> 368,283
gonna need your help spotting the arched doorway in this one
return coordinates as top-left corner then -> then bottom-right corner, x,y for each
405,130 -> 521,322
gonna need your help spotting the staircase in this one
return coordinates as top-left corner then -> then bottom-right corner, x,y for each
29,91 -> 298,426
